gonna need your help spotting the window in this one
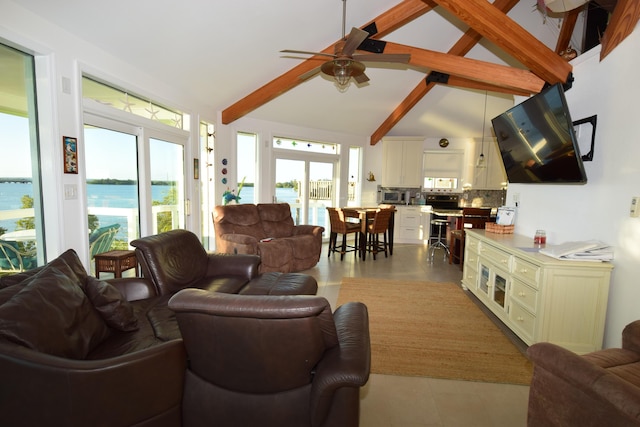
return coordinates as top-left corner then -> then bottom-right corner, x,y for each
82,77 -> 189,130
0,43 -> 44,272
237,132 -> 257,204
83,78 -> 189,263
423,151 -> 464,190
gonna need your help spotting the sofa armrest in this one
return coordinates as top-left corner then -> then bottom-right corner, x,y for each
206,253 -> 261,280
528,342 -> 640,421
106,277 -> 157,301
622,320 -> 640,353
218,233 -> 259,255
292,224 -> 324,237
310,302 -> 371,427
0,339 -> 186,427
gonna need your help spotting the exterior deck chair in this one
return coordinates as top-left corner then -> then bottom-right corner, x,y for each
0,239 -> 37,272
89,224 -> 120,258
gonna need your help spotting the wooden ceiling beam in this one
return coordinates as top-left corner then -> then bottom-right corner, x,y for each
221,0 -> 435,125
370,0 -> 520,144
600,0 -> 640,60
555,7 -> 581,54
430,0 -> 572,84
385,43 -> 545,94
444,75 -> 533,96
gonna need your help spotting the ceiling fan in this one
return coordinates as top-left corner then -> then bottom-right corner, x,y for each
280,0 -> 411,91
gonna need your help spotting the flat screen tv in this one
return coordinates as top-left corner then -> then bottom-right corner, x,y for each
491,83 -> 587,184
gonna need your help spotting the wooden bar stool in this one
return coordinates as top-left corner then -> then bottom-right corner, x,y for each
449,208 -> 492,269
327,208 -> 360,260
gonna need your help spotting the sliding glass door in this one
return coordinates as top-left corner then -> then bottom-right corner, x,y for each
84,115 -> 188,265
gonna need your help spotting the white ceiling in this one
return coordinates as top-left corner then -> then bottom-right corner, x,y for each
13,0 -> 581,140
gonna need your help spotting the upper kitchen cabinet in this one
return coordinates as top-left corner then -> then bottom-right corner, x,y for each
463,138 -> 507,190
382,137 -> 424,188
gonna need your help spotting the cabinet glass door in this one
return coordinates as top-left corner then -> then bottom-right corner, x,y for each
493,272 -> 507,308
479,264 -> 490,295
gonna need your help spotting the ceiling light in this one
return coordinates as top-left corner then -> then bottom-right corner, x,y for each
477,91 -> 488,169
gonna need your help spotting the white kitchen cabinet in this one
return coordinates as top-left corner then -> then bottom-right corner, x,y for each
463,139 -> 507,190
381,137 -> 424,187
462,230 -> 612,354
392,206 -> 430,244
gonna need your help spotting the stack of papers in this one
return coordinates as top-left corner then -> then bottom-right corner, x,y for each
539,240 -> 614,262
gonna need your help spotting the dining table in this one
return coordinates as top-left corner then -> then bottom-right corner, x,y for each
340,207 -> 396,260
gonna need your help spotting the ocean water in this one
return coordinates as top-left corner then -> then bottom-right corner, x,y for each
0,183 -> 175,238
0,183 -> 315,239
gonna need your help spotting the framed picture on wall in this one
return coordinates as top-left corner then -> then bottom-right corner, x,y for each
63,136 -> 78,174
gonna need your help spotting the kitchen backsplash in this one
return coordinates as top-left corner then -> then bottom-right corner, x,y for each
461,189 -> 506,208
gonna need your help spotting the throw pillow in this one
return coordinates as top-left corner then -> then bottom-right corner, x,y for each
85,276 -> 139,332
0,265 -> 111,359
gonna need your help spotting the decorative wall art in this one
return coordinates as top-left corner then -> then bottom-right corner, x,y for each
63,136 -> 78,174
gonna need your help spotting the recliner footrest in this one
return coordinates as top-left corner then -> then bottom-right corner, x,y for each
240,272 -> 318,295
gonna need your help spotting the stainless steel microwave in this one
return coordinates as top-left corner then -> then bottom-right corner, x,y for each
379,190 -> 401,203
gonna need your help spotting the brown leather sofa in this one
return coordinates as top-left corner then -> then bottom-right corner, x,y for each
212,203 -> 324,273
0,231 -> 319,427
527,321 -> 640,426
169,289 -> 371,427
0,249 -> 187,427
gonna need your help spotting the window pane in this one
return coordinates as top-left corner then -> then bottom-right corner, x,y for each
273,136 -> 338,154
0,43 -> 43,272
150,138 -> 185,233
84,125 -> 139,261
237,132 -> 256,204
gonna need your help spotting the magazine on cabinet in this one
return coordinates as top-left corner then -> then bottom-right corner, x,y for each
539,240 -> 613,262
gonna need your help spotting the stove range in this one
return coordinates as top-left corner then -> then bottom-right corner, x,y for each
425,194 -> 461,210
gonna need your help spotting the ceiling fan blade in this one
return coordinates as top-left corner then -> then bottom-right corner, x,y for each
341,27 -> 369,56
280,49 -> 336,58
353,53 -> 411,64
354,73 -> 370,84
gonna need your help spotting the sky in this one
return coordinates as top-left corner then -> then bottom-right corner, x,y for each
1,113 -> 182,181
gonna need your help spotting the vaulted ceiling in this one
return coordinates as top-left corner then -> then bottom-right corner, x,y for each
10,0 -> 639,143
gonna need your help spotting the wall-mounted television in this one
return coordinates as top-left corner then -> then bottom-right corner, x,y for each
491,83 -> 587,184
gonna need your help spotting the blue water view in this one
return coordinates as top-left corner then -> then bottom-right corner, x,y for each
1,183 -> 315,240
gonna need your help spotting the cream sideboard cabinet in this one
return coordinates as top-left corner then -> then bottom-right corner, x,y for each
381,137 -> 423,188
462,230 -> 613,354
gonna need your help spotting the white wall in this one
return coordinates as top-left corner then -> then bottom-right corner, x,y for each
506,28 -> 640,348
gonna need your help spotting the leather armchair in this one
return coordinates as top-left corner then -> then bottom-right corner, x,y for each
131,229 -> 261,296
168,290 -> 371,427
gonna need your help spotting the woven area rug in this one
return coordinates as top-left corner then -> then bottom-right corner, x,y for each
337,277 -> 533,385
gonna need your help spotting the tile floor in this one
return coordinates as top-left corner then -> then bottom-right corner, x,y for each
305,242 -> 530,427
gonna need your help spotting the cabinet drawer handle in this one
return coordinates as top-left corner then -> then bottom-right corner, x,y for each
517,316 -> 524,322
520,268 -> 528,273
518,291 -> 526,297
501,259 -> 508,264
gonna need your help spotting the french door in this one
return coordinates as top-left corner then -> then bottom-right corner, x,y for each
273,154 -> 336,234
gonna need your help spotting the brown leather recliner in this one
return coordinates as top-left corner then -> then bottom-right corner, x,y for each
212,203 -> 324,273
168,290 -> 371,427
131,229 -> 262,296
131,229 -> 318,297
527,320 -> 640,426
